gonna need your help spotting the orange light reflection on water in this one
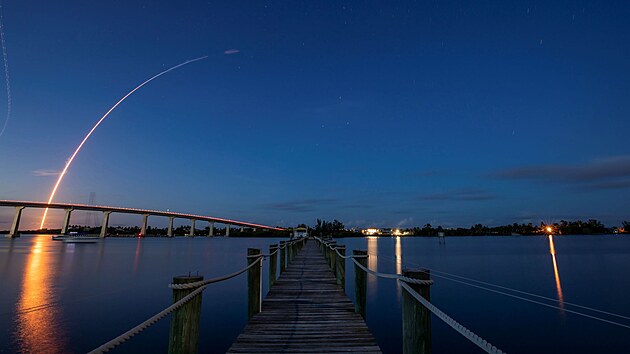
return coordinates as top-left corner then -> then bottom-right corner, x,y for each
16,236 -> 67,353
548,234 -> 564,310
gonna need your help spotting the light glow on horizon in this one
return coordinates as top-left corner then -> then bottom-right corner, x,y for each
39,56 -> 208,229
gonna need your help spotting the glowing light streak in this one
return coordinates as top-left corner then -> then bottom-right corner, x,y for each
548,234 -> 564,310
39,56 -> 208,229
0,1 -> 12,139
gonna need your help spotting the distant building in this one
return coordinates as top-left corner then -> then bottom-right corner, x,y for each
293,227 -> 308,238
362,228 -> 410,236
361,228 -> 380,236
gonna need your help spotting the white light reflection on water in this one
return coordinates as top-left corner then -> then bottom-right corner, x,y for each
367,236 -> 378,297
395,236 -> 403,298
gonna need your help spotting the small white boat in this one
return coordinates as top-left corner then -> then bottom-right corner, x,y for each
52,235 -> 67,241
62,236 -> 100,243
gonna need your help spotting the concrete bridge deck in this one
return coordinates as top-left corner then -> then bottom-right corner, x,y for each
228,240 -> 382,353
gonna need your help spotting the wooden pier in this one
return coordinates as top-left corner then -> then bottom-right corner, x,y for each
227,240 -> 382,353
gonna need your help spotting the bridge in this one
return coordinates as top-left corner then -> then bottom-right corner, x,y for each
0,199 -> 284,238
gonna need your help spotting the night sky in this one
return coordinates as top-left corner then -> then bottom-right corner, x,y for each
0,1 -> 629,229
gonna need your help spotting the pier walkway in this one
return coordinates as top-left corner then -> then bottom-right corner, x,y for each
228,240 -> 382,353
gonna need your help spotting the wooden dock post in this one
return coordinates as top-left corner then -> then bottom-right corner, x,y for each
329,241 -> 337,273
402,269 -> 432,354
247,248 -> 262,319
269,244 -> 278,288
353,250 -> 368,318
279,241 -> 286,273
324,240 -> 331,264
168,275 -> 204,354
335,245 -> 346,289
292,240 -> 297,262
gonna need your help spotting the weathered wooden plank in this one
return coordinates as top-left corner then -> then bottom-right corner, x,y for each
227,240 -> 382,353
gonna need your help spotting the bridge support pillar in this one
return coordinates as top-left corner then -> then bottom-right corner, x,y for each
141,214 -> 149,236
100,211 -> 112,238
208,222 -> 214,237
8,206 -> 25,238
61,208 -> 73,235
189,219 -> 196,237
225,224 -> 230,237
167,217 -> 174,237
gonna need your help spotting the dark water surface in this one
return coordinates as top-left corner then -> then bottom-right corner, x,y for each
1,235 -> 629,353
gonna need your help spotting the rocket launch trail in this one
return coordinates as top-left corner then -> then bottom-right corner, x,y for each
0,1 -> 12,140
39,56 -> 208,229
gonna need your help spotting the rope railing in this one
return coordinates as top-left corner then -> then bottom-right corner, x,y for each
315,236 -> 431,285
169,256 -> 263,290
371,252 -> 630,330
400,281 -> 505,354
313,236 -> 505,354
247,249 -> 278,259
350,256 -> 434,286
314,236 -> 367,259
88,284 -> 208,354
89,236 -> 308,353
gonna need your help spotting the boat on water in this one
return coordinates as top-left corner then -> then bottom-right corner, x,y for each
52,232 -> 100,243
62,236 -> 100,244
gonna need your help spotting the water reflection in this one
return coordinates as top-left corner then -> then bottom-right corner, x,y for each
133,237 -> 143,273
395,236 -> 402,275
367,236 -> 378,296
367,236 -> 378,271
548,235 -> 564,310
16,236 -> 67,353
395,236 -> 403,298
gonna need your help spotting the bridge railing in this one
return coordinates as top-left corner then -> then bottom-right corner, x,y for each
87,237 -> 307,354
314,236 -> 505,354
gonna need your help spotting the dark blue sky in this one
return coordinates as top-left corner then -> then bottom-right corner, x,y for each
1,1 -> 629,229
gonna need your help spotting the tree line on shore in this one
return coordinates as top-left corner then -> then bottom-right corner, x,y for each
6,219 -> 628,238
309,219 -> 630,237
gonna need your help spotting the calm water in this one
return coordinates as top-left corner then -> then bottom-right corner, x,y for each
1,235 -> 629,353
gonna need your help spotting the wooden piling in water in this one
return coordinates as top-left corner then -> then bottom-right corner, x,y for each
353,250 -> 368,318
168,275 -> 203,354
269,244 -> 278,288
279,241 -> 286,273
329,240 -> 337,275
402,269 -> 432,354
247,248 -> 262,319
335,245 -> 346,289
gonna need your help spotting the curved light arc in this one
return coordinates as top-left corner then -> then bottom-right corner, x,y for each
40,56 -> 208,229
